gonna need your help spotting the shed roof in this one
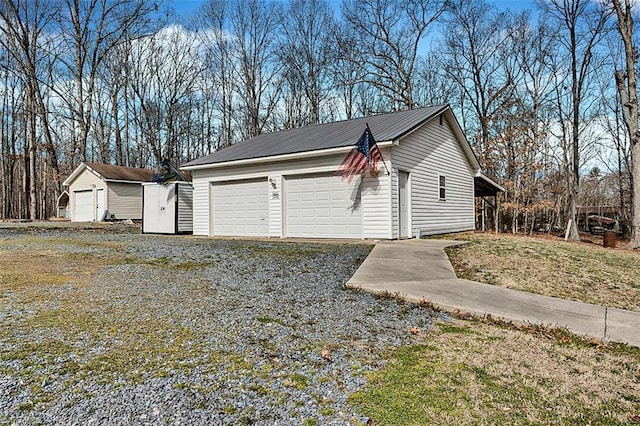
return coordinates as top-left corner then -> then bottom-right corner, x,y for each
63,162 -> 155,186
87,163 -> 155,182
183,105 -> 462,168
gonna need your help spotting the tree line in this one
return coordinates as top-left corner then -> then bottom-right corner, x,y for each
0,0 -> 638,245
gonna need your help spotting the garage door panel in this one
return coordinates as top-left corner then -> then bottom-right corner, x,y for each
286,174 -> 362,238
212,179 -> 268,237
74,190 -> 94,222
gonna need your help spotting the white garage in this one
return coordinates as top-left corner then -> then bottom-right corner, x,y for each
285,173 -> 362,238
183,106 -> 499,239
212,179 -> 269,236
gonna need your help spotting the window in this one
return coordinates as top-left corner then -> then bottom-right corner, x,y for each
439,175 -> 446,200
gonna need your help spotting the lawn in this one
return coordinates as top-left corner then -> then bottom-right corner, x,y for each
443,232 -> 640,311
351,232 -> 640,425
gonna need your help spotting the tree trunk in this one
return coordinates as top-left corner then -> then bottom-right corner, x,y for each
612,0 -> 640,248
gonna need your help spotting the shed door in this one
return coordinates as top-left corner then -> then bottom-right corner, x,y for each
212,179 -> 269,236
96,189 -> 106,221
74,190 -> 94,222
143,184 -> 176,234
285,173 -> 362,238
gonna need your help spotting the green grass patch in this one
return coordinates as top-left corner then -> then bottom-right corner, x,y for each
350,318 -> 640,425
256,316 -> 286,326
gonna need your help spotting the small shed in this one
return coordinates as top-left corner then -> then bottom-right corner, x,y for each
62,163 -> 155,222
142,181 -> 193,234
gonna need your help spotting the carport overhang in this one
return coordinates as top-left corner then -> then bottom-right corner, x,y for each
474,173 -> 504,233
475,173 -> 504,197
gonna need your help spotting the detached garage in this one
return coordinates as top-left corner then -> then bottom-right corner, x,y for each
63,163 -> 154,222
182,105 -> 497,239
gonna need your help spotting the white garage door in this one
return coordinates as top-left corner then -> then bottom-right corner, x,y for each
212,179 -> 269,236
285,173 -> 362,238
74,190 -> 94,222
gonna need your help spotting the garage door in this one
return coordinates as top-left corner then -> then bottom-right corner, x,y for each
212,179 -> 269,236
74,190 -> 94,222
285,173 -> 362,238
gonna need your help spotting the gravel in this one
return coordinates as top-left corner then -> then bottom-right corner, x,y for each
0,225 -> 444,425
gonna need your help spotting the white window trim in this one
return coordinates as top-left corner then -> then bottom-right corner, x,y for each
438,174 -> 446,201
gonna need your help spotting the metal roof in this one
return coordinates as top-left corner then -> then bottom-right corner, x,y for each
183,105 -> 450,167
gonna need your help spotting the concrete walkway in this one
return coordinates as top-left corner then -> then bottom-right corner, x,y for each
346,239 -> 640,347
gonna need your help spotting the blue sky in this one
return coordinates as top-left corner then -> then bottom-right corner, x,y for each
168,0 -> 538,20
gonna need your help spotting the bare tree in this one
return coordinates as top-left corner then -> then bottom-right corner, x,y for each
56,0 -> 160,165
341,0 -> 446,110
611,0 -> 640,248
438,0 -> 518,173
198,0 -> 237,149
278,0 -> 337,126
229,0 -> 283,139
0,0 -> 61,219
539,0 -> 611,240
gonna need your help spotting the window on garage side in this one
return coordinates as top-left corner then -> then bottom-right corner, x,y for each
438,175 -> 446,200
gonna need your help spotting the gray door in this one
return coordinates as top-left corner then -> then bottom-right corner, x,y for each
398,171 -> 409,238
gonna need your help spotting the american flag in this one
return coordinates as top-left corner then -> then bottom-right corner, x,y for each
336,126 -> 383,183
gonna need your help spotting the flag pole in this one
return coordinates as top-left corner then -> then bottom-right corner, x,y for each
366,123 -> 390,176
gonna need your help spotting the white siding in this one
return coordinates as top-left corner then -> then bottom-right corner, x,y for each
192,175 -> 211,236
390,168 -> 399,238
268,175 -> 283,237
69,168 -> 103,190
361,148 -> 392,239
107,182 -> 143,220
391,114 -> 476,237
190,153 -> 391,238
177,183 -> 193,233
68,169 -> 105,222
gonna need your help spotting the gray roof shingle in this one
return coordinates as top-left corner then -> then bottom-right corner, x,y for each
183,105 -> 449,167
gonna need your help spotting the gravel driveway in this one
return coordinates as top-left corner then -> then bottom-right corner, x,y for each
0,225 -> 441,425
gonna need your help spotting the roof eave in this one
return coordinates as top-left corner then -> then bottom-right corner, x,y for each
475,172 -> 505,193
182,141 -> 395,171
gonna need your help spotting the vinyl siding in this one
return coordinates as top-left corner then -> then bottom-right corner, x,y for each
391,114 -> 476,237
68,170 -> 105,222
268,175 -> 283,237
191,153 -> 390,238
361,147 -> 392,239
177,183 -> 194,233
107,182 -> 143,220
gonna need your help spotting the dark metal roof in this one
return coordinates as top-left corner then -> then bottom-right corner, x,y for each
183,105 -> 449,167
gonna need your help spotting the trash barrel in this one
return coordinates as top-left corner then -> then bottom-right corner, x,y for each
603,230 -> 617,248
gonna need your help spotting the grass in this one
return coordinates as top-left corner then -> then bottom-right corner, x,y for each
351,231 -> 640,425
442,232 -> 640,311
350,318 -> 640,425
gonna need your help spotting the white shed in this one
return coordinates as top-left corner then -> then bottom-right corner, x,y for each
182,105 -> 498,239
62,163 -> 154,222
142,182 -> 193,234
